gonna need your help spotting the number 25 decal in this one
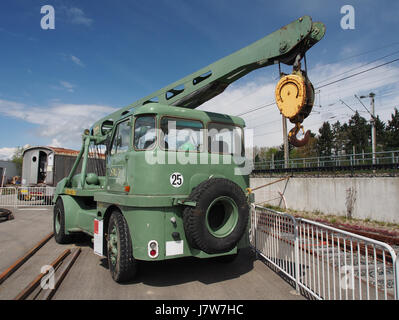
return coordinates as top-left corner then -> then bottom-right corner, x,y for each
170,172 -> 183,188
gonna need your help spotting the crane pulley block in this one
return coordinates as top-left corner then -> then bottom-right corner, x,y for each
275,66 -> 315,147
275,70 -> 314,124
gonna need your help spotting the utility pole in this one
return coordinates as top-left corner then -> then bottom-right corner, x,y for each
278,61 -> 289,169
370,93 -> 376,165
282,115 -> 289,168
359,92 -> 376,165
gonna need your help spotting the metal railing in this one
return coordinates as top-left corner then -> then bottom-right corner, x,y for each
0,187 -> 55,208
254,150 -> 399,170
250,205 -> 399,300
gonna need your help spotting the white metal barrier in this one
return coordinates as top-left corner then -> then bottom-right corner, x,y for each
0,187 -> 55,208
0,187 -> 18,207
251,205 -> 399,300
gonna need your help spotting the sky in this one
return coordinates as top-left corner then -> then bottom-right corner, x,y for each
1,0 -> 399,159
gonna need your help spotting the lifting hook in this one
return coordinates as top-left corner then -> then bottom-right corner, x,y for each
288,122 -> 311,147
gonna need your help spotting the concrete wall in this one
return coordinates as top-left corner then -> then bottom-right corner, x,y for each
250,177 -> 399,224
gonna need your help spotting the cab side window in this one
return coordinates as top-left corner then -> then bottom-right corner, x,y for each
160,117 -> 203,151
207,122 -> 244,156
134,116 -> 156,150
110,120 -> 131,155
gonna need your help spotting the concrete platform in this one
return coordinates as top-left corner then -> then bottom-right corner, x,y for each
0,207 -> 304,300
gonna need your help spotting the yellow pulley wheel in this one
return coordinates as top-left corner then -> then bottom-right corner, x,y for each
275,74 -> 307,120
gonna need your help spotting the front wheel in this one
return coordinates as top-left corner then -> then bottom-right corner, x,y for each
53,197 -> 71,244
107,210 -> 137,283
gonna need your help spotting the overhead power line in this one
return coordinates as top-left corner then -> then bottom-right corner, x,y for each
354,94 -> 372,115
325,41 -> 399,65
235,101 -> 275,116
316,49 -> 399,85
340,99 -> 357,113
315,57 -> 399,90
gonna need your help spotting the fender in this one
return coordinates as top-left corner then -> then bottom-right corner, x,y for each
57,194 -> 81,234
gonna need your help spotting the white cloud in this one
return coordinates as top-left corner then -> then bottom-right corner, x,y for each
65,7 -> 93,26
70,55 -> 85,67
0,99 -> 116,149
0,147 -> 16,160
59,81 -> 75,93
50,138 -> 62,147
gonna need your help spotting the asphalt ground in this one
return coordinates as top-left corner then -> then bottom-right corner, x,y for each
0,207 -> 304,300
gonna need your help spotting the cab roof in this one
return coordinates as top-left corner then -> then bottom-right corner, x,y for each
92,103 -> 245,137
133,103 -> 245,126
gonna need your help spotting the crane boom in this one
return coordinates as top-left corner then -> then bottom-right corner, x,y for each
93,16 -> 325,133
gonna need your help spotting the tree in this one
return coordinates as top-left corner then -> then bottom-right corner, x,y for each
291,132 -> 318,159
11,147 -> 24,176
373,115 -> 386,150
317,122 -> 334,156
275,143 -> 293,161
385,108 -> 399,150
347,111 -> 370,153
331,121 -> 349,155
254,146 -> 279,163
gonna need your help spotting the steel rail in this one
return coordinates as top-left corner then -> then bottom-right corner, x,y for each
14,249 -> 71,300
41,248 -> 81,300
0,232 -> 54,285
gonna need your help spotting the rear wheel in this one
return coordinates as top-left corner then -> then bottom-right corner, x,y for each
107,210 -> 137,283
53,198 -> 71,244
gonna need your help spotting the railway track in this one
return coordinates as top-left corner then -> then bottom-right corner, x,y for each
0,232 -> 81,300
301,219 -> 399,247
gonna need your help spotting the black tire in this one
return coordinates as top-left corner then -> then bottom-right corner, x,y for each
107,210 -> 137,283
0,208 -> 12,221
183,178 -> 249,254
53,198 -> 72,244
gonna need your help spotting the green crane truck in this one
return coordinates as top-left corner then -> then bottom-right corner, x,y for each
53,16 -> 325,282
